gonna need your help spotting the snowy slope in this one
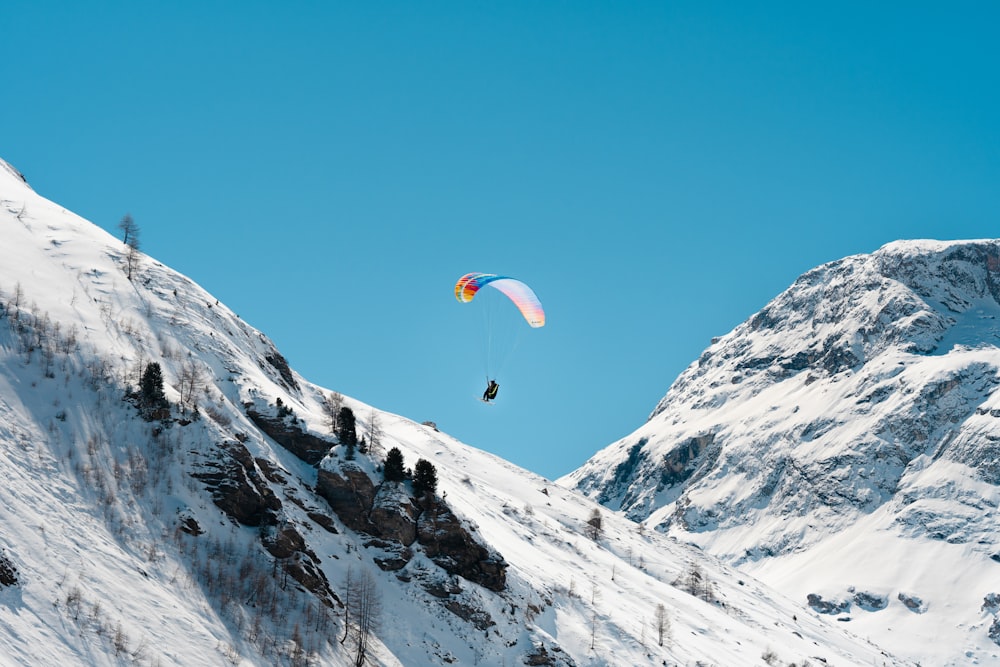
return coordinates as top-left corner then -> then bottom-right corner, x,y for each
0,157 -> 909,666
565,238 -> 1000,665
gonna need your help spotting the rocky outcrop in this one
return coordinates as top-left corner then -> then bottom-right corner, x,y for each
316,464 -> 507,591
245,405 -> 331,465
370,483 -> 420,545
263,351 -> 299,392
417,496 -> 506,592
191,441 -> 338,606
0,551 -> 18,587
262,521 -> 338,607
897,592 -> 926,613
524,643 -> 576,666
192,441 -> 282,527
990,617 -> 1000,647
316,464 -> 377,534
807,593 -> 850,615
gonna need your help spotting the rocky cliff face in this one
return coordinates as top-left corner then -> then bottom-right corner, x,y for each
568,240 -> 1000,558
317,462 -> 507,592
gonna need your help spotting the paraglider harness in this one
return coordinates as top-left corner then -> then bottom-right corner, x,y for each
483,379 -> 499,402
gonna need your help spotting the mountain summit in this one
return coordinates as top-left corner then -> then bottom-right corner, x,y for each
566,238 -> 1000,664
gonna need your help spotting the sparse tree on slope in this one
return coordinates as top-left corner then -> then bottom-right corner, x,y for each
322,391 -> 343,434
118,213 -> 142,280
118,213 -> 138,246
338,407 -> 357,459
344,567 -> 381,667
366,410 -> 383,458
655,603 -> 670,647
177,358 -> 205,411
412,459 -> 437,498
139,361 -> 168,417
383,447 -> 405,483
584,508 -> 603,540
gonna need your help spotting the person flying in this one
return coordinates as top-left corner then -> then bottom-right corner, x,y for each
483,379 -> 499,402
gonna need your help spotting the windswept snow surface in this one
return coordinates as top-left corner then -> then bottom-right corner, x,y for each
565,237 -> 1000,665
0,158 -> 909,665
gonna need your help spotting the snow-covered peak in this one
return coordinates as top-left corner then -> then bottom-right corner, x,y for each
565,237 -> 1000,664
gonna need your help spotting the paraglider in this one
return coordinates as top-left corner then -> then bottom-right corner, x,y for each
454,273 -> 545,328
455,272 -> 544,402
482,379 -> 499,402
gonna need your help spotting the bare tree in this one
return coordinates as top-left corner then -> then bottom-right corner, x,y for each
118,214 -> 142,280
178,358 -> 206,410
118,213 -> 139,246
366,410 -> 384,459
340,565 -> 353,646
674,562 -> 715,602
290,623 -> 306,667
345,567 -> 381,667
9,282 -> 24,321
125,242 -> 141,280
584,508 -> 603,540
322,392 -> 344,435
589,584 -> 601,651
654,603 -> 670,647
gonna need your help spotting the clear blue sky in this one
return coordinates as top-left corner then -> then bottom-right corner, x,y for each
3,2 -> 999,480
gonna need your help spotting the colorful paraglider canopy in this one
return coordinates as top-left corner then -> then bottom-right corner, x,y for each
455,272 -> 545,328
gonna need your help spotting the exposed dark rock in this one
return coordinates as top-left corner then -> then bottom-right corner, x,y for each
262,522 -> 338,608
307,512 -> 338,533
991,616 -> 1000,647
444,600 -> 494,630
177,514 -> 203,536
192,441 -> 281,527
263,351 -> 299,392
246,405 -> 331,465
254,457 -> 288,484
316,465 -> 377,534
0,551 -> 18,587
596,439 -> 646,505
807,593 -> 850,615
658,433 -> 715,489
417,496 -> 507,592
373,546 -> 413,572
422,579 -> 463,598
317,464 -> 507,591
852,591 -> 888,611
525,647 -> 555,666
369,483 -> 420,546
897,592 -> 926,613
524,643 -> 575,666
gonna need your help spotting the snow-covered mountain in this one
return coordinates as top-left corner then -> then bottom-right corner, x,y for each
0,157 -> 911,666
565,238 -> 1000,665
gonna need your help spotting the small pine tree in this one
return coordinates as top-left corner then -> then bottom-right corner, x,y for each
383,447 -> 405,483
412,459 -> 438,498
338,407 -> 357,458
139,362 -> 168,417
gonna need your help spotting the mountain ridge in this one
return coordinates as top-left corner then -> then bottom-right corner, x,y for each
565,237 -> 1000,664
